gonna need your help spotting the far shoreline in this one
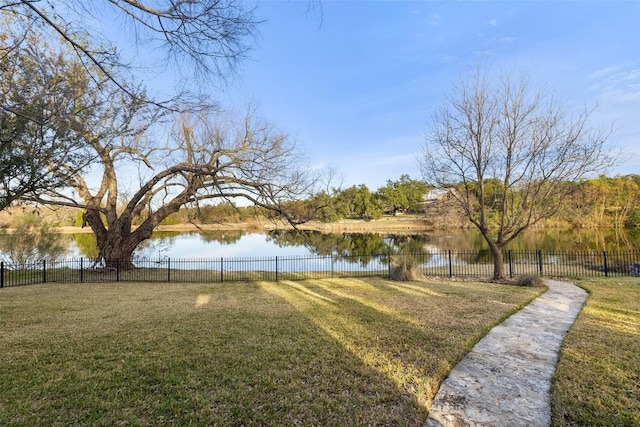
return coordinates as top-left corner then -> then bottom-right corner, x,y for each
50,216 -> 439,235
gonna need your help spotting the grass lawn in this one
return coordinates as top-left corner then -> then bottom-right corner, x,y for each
0,277 -> 541,426
552,277 -> 640,426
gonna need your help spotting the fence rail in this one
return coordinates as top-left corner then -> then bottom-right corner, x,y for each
1,249 -> 639,288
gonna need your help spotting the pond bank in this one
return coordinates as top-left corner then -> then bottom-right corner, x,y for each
52,216 -> 439,235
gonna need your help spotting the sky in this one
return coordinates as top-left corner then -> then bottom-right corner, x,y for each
210,0 -> 640,191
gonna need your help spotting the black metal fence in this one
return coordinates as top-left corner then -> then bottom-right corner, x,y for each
1,249 -> 639,288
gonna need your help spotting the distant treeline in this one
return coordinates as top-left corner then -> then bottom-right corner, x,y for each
2,174 -> 638,230
166,174 -> 640,230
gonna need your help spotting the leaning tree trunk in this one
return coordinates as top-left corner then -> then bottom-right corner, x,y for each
82,196 -> 184,270
99,220 -> 160,270
82,209 -> 150,270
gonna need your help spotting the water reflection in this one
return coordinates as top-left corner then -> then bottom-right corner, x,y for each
1,227 -> 636,260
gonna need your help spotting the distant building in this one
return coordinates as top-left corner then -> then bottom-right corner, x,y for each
420,188 -> 465,229
423,188 -> 457,204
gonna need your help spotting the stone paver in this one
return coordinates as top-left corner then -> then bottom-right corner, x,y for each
425,280 -> 588,427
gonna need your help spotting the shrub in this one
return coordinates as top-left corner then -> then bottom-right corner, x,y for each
514,274 -> 545,287
159,214 -> 180,226
389,252 -> 424,281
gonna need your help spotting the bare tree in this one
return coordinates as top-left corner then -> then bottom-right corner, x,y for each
1,0 -> 259,209
1,0 -> 259,106
30,106 -> 314,269
4,6 -> 314,267
420,67 -> 615,280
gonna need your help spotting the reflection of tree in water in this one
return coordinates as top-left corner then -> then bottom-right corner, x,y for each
456,248 -> 493,265
72,230 -> 246,260
495,228 -> 640,252
335,233 -> 387,266
136,231 -> 245,259
68,227 -> 639,263
74,234 -> 99,258
385,234 -> 434,267
199,230 -> 245,245
266,230 -> 435,266
267,230 -> 332,255
428,228 -> 640,253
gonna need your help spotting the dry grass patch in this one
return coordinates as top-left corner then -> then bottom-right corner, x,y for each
0,278 -> 542,426
552,277 -> 640,426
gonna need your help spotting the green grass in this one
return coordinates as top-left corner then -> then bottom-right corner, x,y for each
0,278 -> 541,426
552,277 -> 640,426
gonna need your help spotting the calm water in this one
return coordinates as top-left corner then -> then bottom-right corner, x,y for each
51,227 -> 640,260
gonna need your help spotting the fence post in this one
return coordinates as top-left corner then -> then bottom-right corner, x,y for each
537,250 -> 543,276
167,258 -> 171,282
116,259 -> 120,282
603,251 -> 609,277
1,261 -> 3,288
80,258 -> 84,282
220,257 -> 223,282
275,256 -> 279,282
387,247 -> 392,279
508,250 -> 513,278
43,260 -> 47,283
448,250 -> 453,278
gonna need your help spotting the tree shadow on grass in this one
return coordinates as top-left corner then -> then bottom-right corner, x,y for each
0,279 -> 533,426
0,281 -> 428,426
259,278 -> 471,424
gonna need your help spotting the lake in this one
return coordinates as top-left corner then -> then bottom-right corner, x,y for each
51,227 -> 640,260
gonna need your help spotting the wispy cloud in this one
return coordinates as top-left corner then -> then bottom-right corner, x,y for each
589,66 -> 619,79
588,64 -> 640,104
589,65 -> 640,85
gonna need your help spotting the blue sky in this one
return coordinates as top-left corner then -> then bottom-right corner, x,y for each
213,0 -> 639,190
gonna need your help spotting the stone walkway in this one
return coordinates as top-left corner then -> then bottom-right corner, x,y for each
425,280 -> 588,427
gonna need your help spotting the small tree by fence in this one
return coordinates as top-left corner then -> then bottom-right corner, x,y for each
1,249 -> 639,288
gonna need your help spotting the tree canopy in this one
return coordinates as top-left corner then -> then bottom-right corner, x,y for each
0,20 -> 100,209
0,4 -> 312,268
1,0 -> 261,210
377,174 -> 429,216
421,67 -> 615,280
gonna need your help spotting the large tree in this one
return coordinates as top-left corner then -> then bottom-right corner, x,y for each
420,67 -> 614,280
334,185 -> 382,220
30,104 -> 312,269
377,174 -> 429,216
1,0 -> 259,209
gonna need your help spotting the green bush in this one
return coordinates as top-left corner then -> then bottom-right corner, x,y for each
159,214 -> 180,226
